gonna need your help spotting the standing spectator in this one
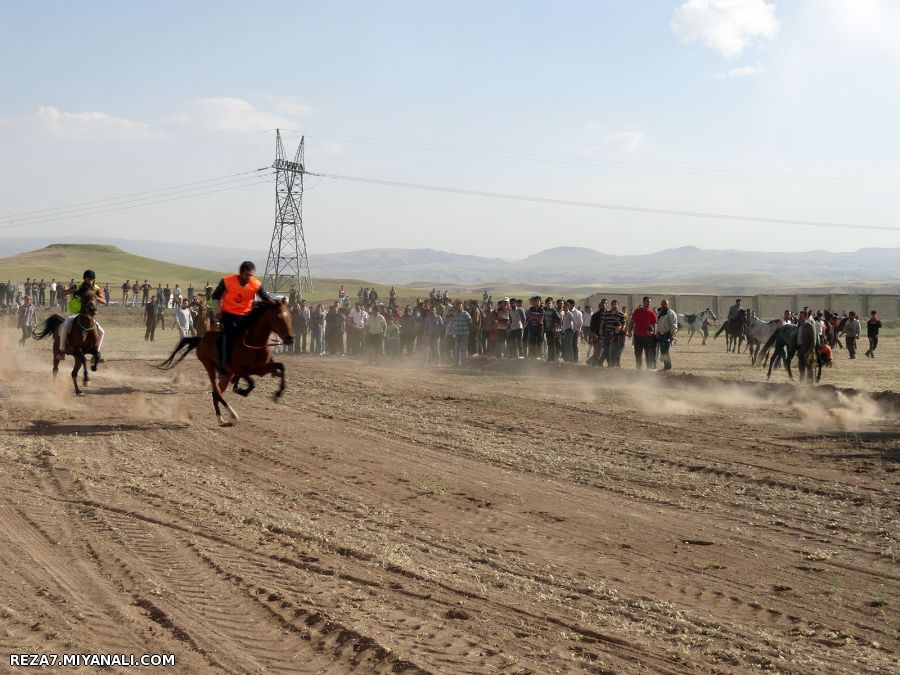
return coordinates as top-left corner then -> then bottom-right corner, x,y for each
543,297 -> 562,361
508,298 -> 526,358
49,279 -> 57,308
841,311 -> 860,359
288,286 -> 297,307
24,278 -> 32,304
38,278 -> 46,306
187,283 -> 195,302
175,299 -> 194,337
144,297 -> 158,341
865,310 -> 881,358
290,300 -> 309,353
17,296 -> 36,346
122,280 -> 131,306
423,306 -> 444,366
130,280 -> 139,307
172,284 -> 182,307
204,281 -> 213,301
589,299 -> 608,366
655,298 -> 678,371
628,296 -> 657,370
156,298 -> 166,331
489,298 -> 511,358
163,284 -> 171,308
325,303 -> 345,355
366,307 -> 387,362
348,303 -> 368,356
400,305 -> 417,357
603,299 -> 627,368
141,280 -> 151,306
446,299 -> 472,366
562,299 -> 583,362
103,282 -> 111,305
525,296 -> 545,359
385,315 -> 401,357
155,283 -> 164,305
310,303 -> 325,354
388,286 -> 397,309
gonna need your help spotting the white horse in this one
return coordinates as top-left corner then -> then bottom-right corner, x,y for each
745,314 -> 782,365
676,308 -> 717,345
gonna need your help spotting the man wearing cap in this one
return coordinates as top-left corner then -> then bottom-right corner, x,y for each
211,261 -> 274,379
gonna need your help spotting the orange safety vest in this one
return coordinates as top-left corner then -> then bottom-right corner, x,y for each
220,274 -> 261,316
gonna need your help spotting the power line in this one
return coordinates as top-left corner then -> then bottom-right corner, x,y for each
0,176 -> 269,231
0,138 -> 272,190
309,171 -> 900,233
0,129 -> 272,182
0,168 -> 271,220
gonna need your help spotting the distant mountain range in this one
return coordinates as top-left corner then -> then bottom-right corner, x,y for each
1,236 -> 898,294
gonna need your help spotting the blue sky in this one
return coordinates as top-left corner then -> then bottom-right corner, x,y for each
1,0 -> 898,257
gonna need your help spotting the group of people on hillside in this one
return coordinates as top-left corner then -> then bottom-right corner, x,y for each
120,280 -> 214,308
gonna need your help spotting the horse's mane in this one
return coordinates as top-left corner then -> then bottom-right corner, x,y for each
235,302 -> 280,334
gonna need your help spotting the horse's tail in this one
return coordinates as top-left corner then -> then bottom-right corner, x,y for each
32,314 -> 65,340
157,336 -> 202,370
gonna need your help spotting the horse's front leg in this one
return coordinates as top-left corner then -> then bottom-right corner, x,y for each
71,353 -> 82,396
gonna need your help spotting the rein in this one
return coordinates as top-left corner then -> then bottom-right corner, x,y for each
75,315 -> 96,333
241,333 -> 283,350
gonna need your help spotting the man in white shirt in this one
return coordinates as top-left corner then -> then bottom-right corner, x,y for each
366,308 -> 387,362
562,299 -> 583,362
348,303 -> 369,356
175,299 -> 194,338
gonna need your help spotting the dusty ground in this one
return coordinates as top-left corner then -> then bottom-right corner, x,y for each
0,312 -> 897,673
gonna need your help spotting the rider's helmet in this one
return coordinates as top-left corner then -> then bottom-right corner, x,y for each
83,269 -> 96,280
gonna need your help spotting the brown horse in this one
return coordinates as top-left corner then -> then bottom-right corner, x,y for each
158,302 -> 294,426
191,299 -> 211,337
32,299 -> 101,396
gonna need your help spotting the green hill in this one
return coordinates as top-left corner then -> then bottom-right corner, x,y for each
0,244 -> 431,303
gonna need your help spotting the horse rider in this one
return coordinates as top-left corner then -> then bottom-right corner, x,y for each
714,298 -> 743,338
57,269 -> 107,359
211,261 -> 274,379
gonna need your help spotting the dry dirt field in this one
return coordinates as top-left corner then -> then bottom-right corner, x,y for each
0,311 -> 898,673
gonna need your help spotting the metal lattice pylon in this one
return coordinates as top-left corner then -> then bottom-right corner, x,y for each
263,129 -> 312,296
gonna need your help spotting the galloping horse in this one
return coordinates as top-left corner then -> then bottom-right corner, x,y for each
158,301 -> 294,426
676,308 -> 717,345
32,296 -> 101,395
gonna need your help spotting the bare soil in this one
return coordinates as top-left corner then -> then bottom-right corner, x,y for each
0,317 -> 897,673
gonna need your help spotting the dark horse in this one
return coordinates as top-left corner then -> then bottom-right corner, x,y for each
716,309 -> 749,353
759,324 -> 831,384
158,302 -> 294,426
32,297 -> 100,395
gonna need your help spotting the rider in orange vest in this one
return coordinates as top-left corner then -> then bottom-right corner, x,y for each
211,261 -> 274,378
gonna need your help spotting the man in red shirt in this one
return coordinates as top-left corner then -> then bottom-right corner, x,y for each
628,295 -> 657,370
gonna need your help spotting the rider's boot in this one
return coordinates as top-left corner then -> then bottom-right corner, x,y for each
217,332 -> 228,379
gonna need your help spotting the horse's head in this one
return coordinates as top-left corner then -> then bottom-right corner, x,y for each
703,308 -> 717,323
263,301 -> 294,345
82,298 -> 97,316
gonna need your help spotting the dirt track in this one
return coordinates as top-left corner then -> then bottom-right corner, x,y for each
0,323 -> 898,673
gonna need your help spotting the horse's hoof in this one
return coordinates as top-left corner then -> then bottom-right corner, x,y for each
75,391 -> 85,397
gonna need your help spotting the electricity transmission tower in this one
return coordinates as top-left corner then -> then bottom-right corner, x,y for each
263,129 -> 312,296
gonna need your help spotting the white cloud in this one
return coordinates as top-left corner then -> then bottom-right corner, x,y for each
163,98 -> 297,134
584,122 -> 604,132
585,131 -> 645,154
0,105 -> 158,141
714,63 -> 765,78
672,0 -> 779,59
247,92 -> 312,116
